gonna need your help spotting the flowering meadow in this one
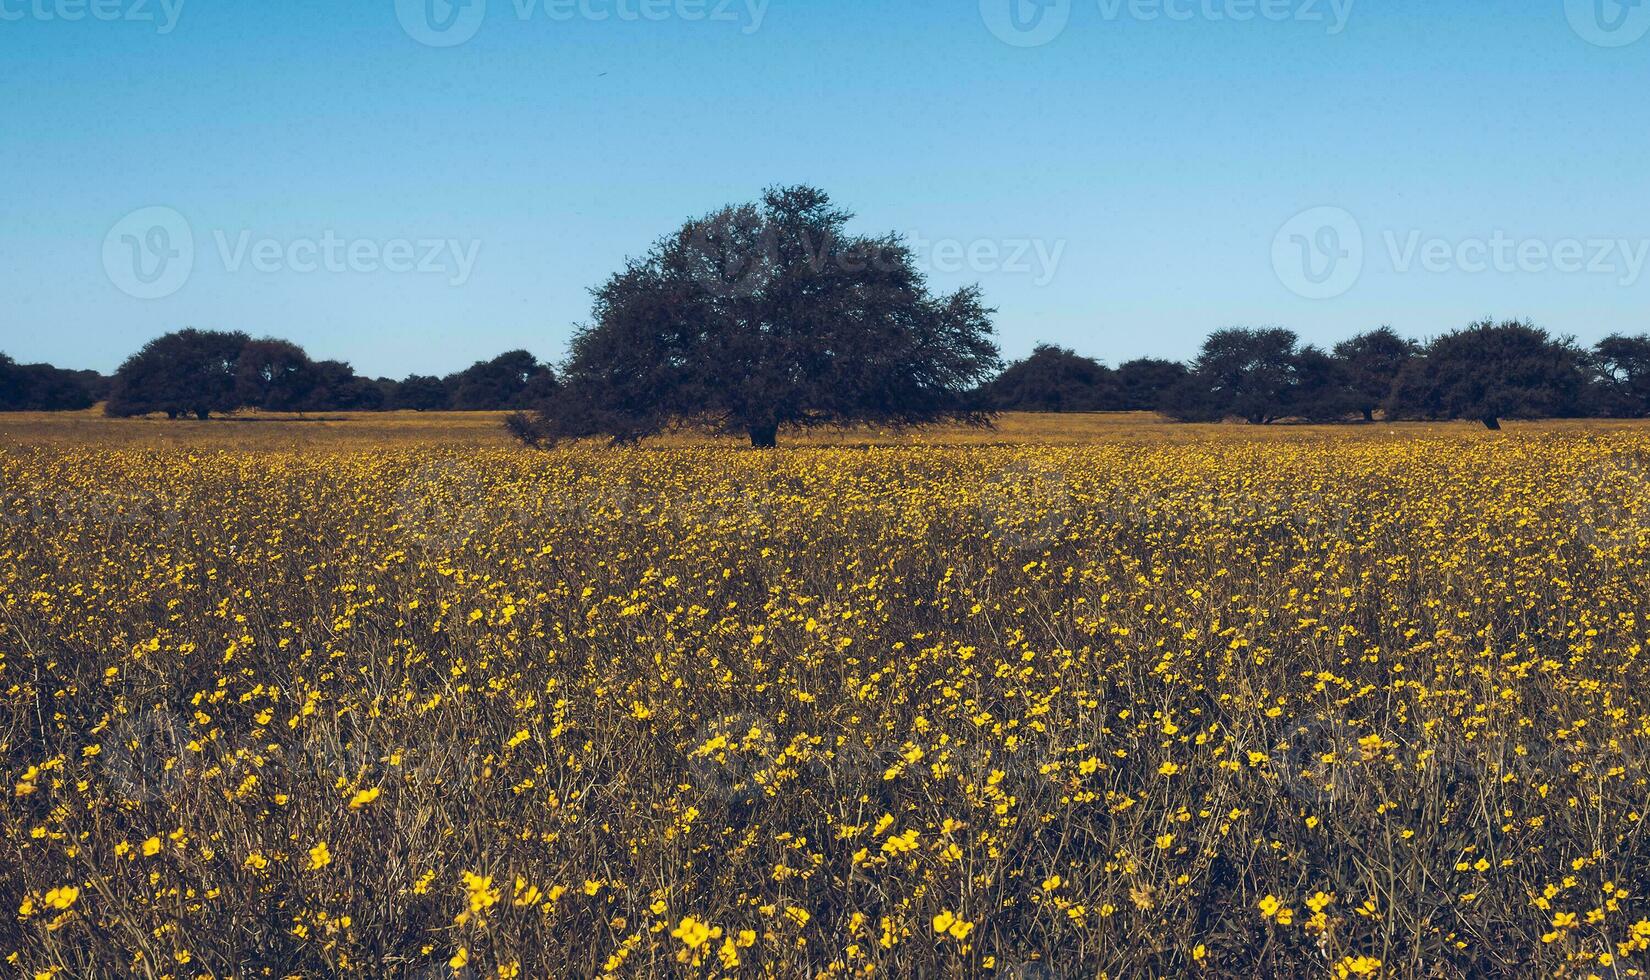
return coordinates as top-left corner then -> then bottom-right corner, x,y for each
3,414 -> 1649,978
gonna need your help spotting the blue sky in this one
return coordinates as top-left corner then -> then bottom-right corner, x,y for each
2,0 -> 1647,377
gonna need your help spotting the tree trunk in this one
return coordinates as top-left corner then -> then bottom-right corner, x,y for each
748,424 -> 778,449
1363,407 -> 1375,423
195,409 -> 211,421
1481,415 -> 1501,431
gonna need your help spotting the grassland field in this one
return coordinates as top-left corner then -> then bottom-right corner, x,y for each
2,410 -> 1649,978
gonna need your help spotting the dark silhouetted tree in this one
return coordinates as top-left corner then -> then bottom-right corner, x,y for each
106,329 -> 250,419
1333,326 -> 1417,421
1589,333 -> 1650,418
0,355 -> 102,411
306,360 -> 384,411
1114,358 -> 1187,412
1286,345 -> 1357,422
235,338 -> 318,412
516,186 -> 999,447
987,344 -> 1118,412
447,350 -> 554,410
393,375 -> 450,412
1386,319 -> 1588,430
1162,328 -> 1302,424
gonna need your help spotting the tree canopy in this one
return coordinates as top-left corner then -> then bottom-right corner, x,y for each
1387,320 -> 1590,429
512,186 -> 1000,447
987,345 -> 1118,412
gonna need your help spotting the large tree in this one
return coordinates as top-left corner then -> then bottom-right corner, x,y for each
1333,326 -> 1417,422
986,344 -> 1119,412
106,329 -> 250,419
516,186 -> 1000,447
1386,319 -> 1588,430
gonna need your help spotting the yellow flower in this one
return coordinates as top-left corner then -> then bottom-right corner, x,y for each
672,916 -> 716,949
347,786 -> 381,809
307,841 -> 332,870
43,886 -> 79,911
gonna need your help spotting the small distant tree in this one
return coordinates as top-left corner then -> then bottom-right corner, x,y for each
393,375 -> 450,412
1387,319 -> 1588,430
987,344 -> 1119,412
1589,333 -> 1650,418
1113,358 -> 1188,412
1163,328 -> 1302,424
1334,326 -> 1417,421
515,185 -> 999,447
106,329 -> 250,419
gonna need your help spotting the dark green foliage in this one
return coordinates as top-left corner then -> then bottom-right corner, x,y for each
445,350 -> 556,410
1163,328 -> 1311,424
517,186 -> 999,447
1113,358 -> 1187,412
1386,320 -> 1590,430
1589,333 -> 1650,418
1334,327 -> 1418,421
235,339 -> 319,413
106,329 -> 251,419
393,375 -> 450,412
987,345 -> 1118,412
0,354 -> 103,411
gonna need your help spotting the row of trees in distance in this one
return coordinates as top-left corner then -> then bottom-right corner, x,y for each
3,184 -> 1647,436
989,322 -> 1650,429
79,330 -> 557,418
0,354 -> 109,412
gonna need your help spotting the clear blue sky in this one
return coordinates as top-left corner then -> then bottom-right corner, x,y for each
2,0 -> 1647,377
